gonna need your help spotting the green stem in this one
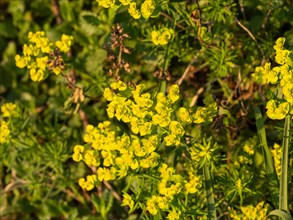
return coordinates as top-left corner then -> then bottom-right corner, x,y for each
203,161 -> 217,219
158,43 -> 170,94
279,115 -> 290,212
158,79 -> 167,94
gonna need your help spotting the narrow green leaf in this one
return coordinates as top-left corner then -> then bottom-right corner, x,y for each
279,116 -> 290,211
203,162 -> 217,220
253,107 -> 279,207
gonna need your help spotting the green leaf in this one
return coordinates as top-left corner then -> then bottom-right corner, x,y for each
85,48 -> 107,73
0,20 -> 18,38
267,209 -> 293,220
82,15 -> 100,26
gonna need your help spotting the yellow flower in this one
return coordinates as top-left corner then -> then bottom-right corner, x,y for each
273,37 -> 285,51
283,83 -> 293,103
97,167 -> 116,181
1,103 -> 18,118
185,174 -> 201,194
192,107 -> 206,124
169,121 -> 184,136
78,175 -> 98,191
167,210 -> 181,220
103,88 -> 116,101
266,99 -> 289,120
55,34 -> 74,53
141,0 -> 155,19
121,193 -> 134,210
177,107 -> 192,123
29,68 -> 46,82
275,49 -> 290,65
84,150 -> 100,166
156,196 -> 168,209
119,0 -> 131,5
117,80 -> 127,91
28,31 -> 51,53
72,145 -> 85,162
161,28 -> 174,44
243,144 -> 254,155
151,28 -> 174,46
164,133 -> 180,146
36,56 -> 48,70
230,201 -> 268,220
168,84 -> 180,103
15,55 -> 27,68
52,66 -> 62,75
128,2 -> 141,19
96,0 -> 115,8
23,44 -> 34,56
146,196 -> 158,215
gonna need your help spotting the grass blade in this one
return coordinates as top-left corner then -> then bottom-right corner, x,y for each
279,116 -> 290,212
267,209 -> 293,220
203,161 -> 217,219
253,107 -> 279,207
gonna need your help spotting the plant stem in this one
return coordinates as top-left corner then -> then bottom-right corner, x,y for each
279,115 -> 290,212
158,43 -> 171,94
203,161 -> 217,219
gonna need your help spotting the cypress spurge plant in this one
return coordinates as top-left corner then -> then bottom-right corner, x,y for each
252,37 -> 293,219
72,80 -> 220,219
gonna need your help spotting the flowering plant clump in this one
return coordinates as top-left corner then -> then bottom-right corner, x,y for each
15,31 -> 73,81
3,0 -> 293,218
252,37 -> 293,120
72,81 -> 219,218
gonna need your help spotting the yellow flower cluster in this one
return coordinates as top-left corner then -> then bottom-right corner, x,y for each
167,210 -> 181,220
72,119 -> 160,190
96,0 -> 155,19
252,37 -> 293,120
157,164 -> 183,200
184,172 -> 202,194
1,103 -> 18,118
0,103 -> 19,144
151,28 -> 175,46
145,163 -> 201,216
72,81 -> 216,214
146,195 -> 169,215
78,174 -> 98,191
192,103 -> 218,124
15,31 -> 73,81
0,120 -> 10,144
230,201 -> 268,220
271,143 -> 282,177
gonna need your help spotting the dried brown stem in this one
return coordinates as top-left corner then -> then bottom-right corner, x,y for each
103,181 -> 121,202
190,87 -> 204,107
51,0 -> 62,25
235,18 -> 266,64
